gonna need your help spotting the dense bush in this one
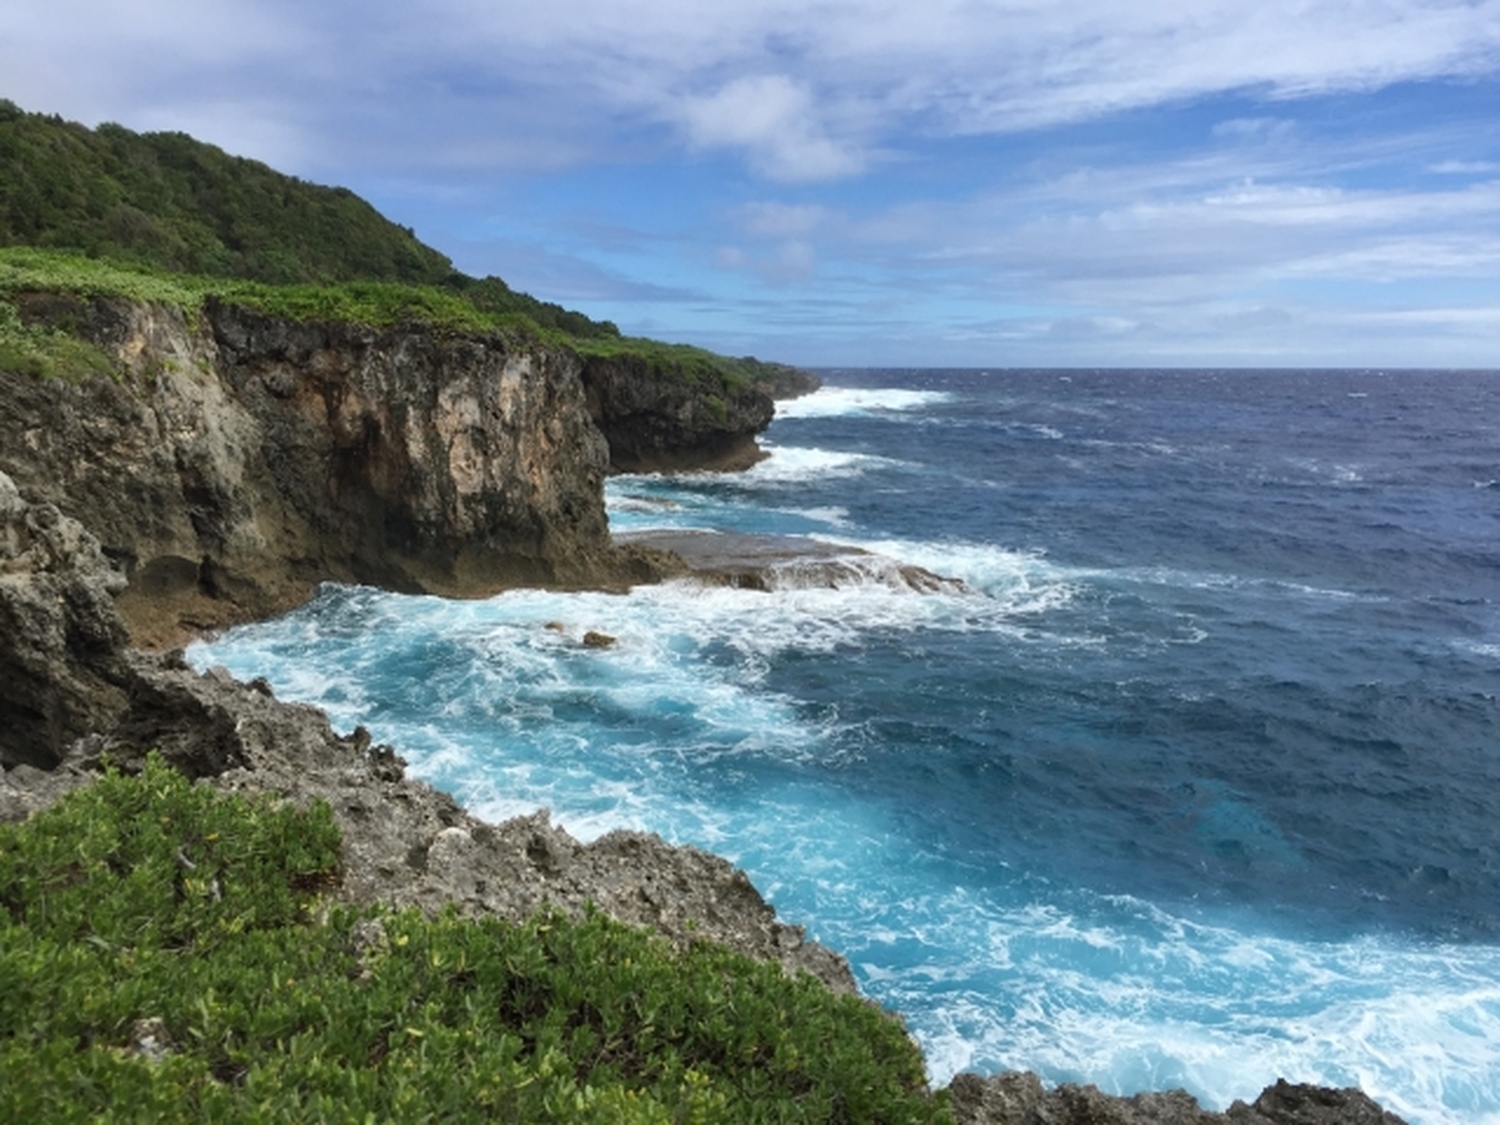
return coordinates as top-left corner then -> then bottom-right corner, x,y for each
0,100 -> 622,342
0,100 -> 452,286
0,756 -> 945,1122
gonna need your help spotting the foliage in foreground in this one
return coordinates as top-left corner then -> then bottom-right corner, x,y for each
0,756 -> 943,1122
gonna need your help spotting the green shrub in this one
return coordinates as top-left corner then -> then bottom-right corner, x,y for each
0,756 -> 946,1122
0,288 -> 118,381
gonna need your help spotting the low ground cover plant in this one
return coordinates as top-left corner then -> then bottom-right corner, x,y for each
0,755 -> 944,1122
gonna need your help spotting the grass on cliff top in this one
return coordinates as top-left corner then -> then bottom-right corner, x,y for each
0,754 -> 945,1123
0,246 -> 783,394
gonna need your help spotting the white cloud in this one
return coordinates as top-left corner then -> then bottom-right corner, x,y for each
4,0 -> 1498,364
679,75 -> 864,181
1428,159 -> 1500,174
735,202 -> 833,239
6,1 -> 1499,178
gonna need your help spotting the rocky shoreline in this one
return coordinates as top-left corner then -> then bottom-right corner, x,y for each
0,297 -> 1406,1122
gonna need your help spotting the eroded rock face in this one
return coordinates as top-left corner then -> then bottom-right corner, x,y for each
0,466 -> 853,989
580,353 -> 776,472
0,470 -> 130,768
1,296 -> 637,645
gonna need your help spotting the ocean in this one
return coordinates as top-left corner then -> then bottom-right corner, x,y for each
190,368 -> 1500,1123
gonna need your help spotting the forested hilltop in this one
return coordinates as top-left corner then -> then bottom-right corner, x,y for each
0,98 -> 605,340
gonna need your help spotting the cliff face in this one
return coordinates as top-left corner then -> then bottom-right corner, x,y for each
0,472 -> 130,768
580,353 -> 775,472
1,295 -> 656,645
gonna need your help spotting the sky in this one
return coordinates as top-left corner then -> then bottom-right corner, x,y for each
4,1 -> 1499,368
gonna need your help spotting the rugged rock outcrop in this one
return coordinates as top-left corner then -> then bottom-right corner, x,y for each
580,353 -> 776,472
616,528 -> 969,593
1,294 -> 671,646
0,332 -> 1405,1121
946,1072 -> 1406,1125
750,361 -> 823,401
0,471 -> 131,768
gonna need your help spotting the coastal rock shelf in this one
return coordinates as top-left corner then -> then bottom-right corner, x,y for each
616,528 -> 969,593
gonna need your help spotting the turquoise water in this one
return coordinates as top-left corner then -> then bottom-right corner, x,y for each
192,370 -> 1500,1122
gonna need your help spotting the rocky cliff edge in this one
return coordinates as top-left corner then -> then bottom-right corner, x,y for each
1,294 -> 702,646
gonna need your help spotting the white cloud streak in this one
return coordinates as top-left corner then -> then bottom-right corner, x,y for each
5,1 -> 1499,175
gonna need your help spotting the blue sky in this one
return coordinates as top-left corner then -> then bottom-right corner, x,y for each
4,1 -> 1498,367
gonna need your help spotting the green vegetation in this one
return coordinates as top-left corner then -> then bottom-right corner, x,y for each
0,99 -> 449,287
0,294 -> 115,381
1,756 -> 944,1122
0,246 -> 796,401
0,99 -> 620,340
1,96 -> 811,398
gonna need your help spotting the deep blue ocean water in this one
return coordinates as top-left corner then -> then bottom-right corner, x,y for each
191,369 -> 1500,1122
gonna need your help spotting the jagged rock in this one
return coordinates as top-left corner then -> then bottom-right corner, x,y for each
582,629 -> 617,648
580,352 -> 775,472
944,1072 -> 1407,1125
1229,1080 -> 1406,1124
126,649 -> 855,993
616,529 -> 969,594
0,470 -> 131,768
752,363 -> 823,401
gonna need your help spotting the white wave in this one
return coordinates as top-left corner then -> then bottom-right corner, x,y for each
806,533 -> 1075,612
1455,639 -> 1500,661
190,581 -> 1500,1123
745,444 -> 909,484
606,493 -> 681,513
781,505 -> 852,529
827,881 -> 1500,1124
1091,563 -> 1381,605
773,385 -> 953,420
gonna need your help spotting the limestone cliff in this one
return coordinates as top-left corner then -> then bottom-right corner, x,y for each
1,294 -> 673,645
580,352 -> 776,472
0,471 -> 130,768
